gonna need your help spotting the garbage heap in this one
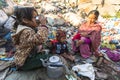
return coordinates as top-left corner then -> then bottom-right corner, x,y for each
0,0 -> 120,80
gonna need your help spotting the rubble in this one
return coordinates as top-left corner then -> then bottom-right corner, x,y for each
0,0 -> 120,80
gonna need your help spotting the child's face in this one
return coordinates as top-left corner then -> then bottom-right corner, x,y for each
60,37 -> 66,42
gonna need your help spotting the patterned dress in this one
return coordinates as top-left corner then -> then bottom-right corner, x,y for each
12,25 -> 48,66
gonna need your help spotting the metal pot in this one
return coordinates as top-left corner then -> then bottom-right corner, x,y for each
40,55 -> 64,78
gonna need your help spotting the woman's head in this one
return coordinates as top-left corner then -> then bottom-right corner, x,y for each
14,7 -> 39,28
87,10 -> 99,24
56,30 -> 66,42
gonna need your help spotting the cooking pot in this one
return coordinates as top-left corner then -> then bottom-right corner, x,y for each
40,55 -> 64,78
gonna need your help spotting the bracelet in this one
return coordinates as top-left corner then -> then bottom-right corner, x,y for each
41,25 -> 48,29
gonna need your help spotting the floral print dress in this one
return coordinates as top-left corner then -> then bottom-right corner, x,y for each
12,25 -> 48,66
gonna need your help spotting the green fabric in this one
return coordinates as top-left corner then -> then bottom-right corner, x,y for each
19,53 -> 51,71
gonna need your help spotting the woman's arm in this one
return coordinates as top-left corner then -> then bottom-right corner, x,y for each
80,31 -> 94,37
90,25 -> 102,56
20,27 -> 48,47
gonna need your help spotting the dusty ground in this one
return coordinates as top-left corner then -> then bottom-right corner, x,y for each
0,65 -> 67,80
0,55 -> 120,80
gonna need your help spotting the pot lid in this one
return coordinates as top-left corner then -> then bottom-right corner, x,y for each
49,56 -> 60,63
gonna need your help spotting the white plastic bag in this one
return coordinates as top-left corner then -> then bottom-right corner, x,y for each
4,15 -> 16,30
0,10 -> 8,27
72,63 -> 95,80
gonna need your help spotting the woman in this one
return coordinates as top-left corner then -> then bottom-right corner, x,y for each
11,7 -> 48,70
72,10 -> 102,58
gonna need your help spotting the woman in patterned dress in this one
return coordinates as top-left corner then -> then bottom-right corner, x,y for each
11,7 -> 48,70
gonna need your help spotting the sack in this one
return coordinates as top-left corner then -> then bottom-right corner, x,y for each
0,10 -> 8,27
4,15 -> 16,30
2,6 -> 14,16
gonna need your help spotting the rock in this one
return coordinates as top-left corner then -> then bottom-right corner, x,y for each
78,3 -> 97,14
96,72 -> 108,79
98,4 -> 116,16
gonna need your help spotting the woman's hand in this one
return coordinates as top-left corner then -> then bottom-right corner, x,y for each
81,32 -> 88,37
39,14 -> 47,25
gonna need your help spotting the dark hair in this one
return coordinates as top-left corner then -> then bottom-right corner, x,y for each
13,7 -> 38,29
88,10 -> 99,19
56,29 -> 66,41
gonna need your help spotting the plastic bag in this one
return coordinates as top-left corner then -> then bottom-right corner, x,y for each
72,63 -> 95,80
0,10 -> 8,27
4,15 -> 16,30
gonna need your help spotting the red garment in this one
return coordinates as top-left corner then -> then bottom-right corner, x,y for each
75,22 -> 102,58
51,39 -> 58,44
72,33 -> 91,44
72,33 -> 81,41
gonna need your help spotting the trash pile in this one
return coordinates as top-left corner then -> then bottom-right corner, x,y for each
0,0 -> 120,80
99,17 -> 120,50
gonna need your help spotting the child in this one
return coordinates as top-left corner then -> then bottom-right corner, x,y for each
72,31 -> 92,52
51,29 -> 75,62
72,32 -> 81,47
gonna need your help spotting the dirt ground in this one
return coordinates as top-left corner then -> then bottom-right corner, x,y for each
0,55 -> 120,80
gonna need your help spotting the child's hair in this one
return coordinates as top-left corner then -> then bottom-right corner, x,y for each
56,29 -> 66,41
13,7 -> 38,29
88,10 -> 99,19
